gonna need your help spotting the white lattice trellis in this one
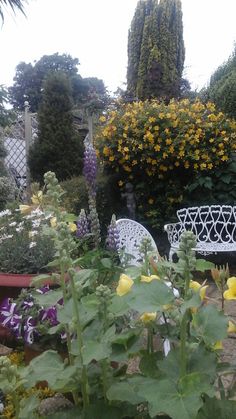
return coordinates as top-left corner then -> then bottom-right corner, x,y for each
3,111 -> 38,191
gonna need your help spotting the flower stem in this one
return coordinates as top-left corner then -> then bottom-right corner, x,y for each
69,270 -> 90,409
147,327 -> 154,354
60,261 -> 79,406
180,310 -> 188,378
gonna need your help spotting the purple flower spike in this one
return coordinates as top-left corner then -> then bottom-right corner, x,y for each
106,214 -> 119,251
76,209 -> 90,238
83,143 -> 97,197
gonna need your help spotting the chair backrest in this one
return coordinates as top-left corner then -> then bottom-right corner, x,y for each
116,218 -> 158,266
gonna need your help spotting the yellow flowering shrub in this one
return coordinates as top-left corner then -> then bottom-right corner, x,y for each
95,99 -> 236,228
96,99 -> 236,179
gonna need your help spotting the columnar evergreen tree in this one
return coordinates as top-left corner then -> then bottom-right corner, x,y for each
201,45 -> 236,119
127,0 -> 185,100
29,72 -> 84,183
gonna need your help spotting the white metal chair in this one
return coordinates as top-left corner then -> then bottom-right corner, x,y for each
116,218 -> 158,266
116,218 -> 178,356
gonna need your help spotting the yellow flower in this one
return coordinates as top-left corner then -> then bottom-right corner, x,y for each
99,115 -> 106,122
69,222 -> 77,232
228,320 -> 236,333
190,280 -> 208,300
31,190 -> 43,205
103,146 -> 110,156
19,204 -> 31,214
141,275 -> 160,283
224,277 -> 236,300
148,117 -> 156,123
118,180 -> 124,187
148,198 -> 154,204
116,274 -> 134,296
199,285 -> 208,300
140,312 -> 157,323
213,341 -> 223,350
190,280 -> 201,292
50,217 -> 57,228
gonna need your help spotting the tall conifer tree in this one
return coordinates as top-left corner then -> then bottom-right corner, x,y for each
127,0 -> 185,100
29,72 -> 84,182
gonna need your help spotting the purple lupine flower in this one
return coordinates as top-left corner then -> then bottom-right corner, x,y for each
106,214 -> 119,251
83,143 -> 97,197
0,298 -> 22,329
24,316 -> 37,344
76,209 -> 90,238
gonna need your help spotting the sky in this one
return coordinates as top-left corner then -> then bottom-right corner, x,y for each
0,0 -> 236,95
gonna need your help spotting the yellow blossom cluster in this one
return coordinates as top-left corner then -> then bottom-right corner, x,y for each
96,99 -> 236,180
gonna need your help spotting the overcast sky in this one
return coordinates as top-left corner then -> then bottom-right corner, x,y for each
1,0 -> 236,94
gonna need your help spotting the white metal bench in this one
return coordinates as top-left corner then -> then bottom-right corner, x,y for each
164,205 -> 236,261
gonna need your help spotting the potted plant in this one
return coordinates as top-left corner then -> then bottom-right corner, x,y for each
0,204 -> 55,299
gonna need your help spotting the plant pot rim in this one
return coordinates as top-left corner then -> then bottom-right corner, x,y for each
0,272 -> 51,287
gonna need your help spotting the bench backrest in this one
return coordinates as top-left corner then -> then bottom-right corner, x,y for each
116,218 -> 158,265
176,205 -> 236,243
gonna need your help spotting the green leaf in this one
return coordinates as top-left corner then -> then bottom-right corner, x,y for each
33,289 -> 63,307
109,295 -> 129,317
188,344 -> 217,380
100,258 -> 112,269
137,373 -> 212,419
82,340 -> 111,365
19,394 -> 40,419
195,259 -> 214,272
139,352 -> 163,378
192,305 -> 228,345
21,351 -> 63,387
181,293 -> 201,313
111,335 -> 141,362
49,365 -> 81,392
124,266 -> 142,278
30,274 -> 55,288
124,280 -> 174,313
111,328 -> 141,346
196,396 -> 236,419
57,299 -> 73,324
74,269 -> 98,285
84,401 -> 127,419
106,380 -> 146,405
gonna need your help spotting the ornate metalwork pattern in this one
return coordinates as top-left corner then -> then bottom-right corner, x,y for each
164,205 -> 236,260
116,218 -> 157,266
